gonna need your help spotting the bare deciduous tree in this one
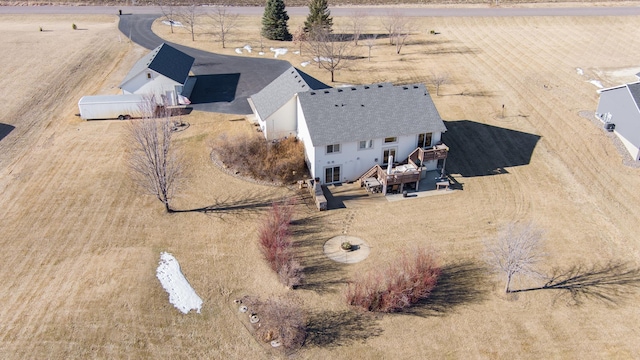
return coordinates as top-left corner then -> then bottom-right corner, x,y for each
429,72 -> 450,96
485,222 -> 545,293
305,26 -> 353,82
208,6 -> 238,48
363,34 -> 377,62
381,11 -> 403,45
158,0 -> 178,34
128,102 -> 184,213
177,1 -> 200,41
381,11 -> 413,54
347,10 -> 367,45
292,25 -> 307,55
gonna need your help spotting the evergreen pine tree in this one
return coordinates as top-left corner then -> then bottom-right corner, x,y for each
304,0 -> 333,33
262,0 -> 292,41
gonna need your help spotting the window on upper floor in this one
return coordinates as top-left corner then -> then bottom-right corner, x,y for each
384,137 -> 397,143
417,132 -> 432,148
326,143 -> 341,154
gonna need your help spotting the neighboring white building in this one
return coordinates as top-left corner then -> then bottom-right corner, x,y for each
596,81 -> 640,161
119,43 -> 195,106
250,71 -> 448,184
248,66 -> 330,140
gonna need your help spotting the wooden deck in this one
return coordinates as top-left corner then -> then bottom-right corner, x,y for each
358,143 -> 449,195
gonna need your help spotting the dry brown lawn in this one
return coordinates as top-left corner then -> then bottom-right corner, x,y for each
2,11 -> 640,359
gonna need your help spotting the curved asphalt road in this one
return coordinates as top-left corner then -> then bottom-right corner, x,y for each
118,14 -> 291,114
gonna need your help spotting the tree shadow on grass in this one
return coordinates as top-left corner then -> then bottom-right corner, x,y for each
405,260 -> 491,317
305,310 -> 383,348
512,261 -> 640,306
291,213 -> 348,295
171,191 -> 278,217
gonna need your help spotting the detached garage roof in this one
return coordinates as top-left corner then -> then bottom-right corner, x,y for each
298,83 -> 447,147
120,43 -> 195,87
249,66 -> 329,120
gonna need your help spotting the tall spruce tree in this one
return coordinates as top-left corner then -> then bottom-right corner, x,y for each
262,0 -> 292,41
304,0 -> 333,33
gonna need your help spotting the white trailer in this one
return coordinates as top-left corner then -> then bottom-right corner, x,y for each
78,94 -> 149,120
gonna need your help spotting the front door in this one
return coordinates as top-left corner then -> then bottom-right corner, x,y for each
325,166 -> 341,184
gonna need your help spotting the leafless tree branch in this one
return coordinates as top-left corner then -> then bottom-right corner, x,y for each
485,222 -> 545,293
208,6 -> 239,48
127,99 -> 184,213
304,26 -> 353,82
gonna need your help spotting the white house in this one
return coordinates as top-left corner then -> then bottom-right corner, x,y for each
596,81 -> 640,161
119,43 -> 195,106
297,83 -> 447,184
249,70 -> 448,185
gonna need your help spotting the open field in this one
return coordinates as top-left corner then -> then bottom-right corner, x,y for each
2,11 -> 640,359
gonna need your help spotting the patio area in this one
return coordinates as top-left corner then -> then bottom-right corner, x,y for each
321,170 -> 457,209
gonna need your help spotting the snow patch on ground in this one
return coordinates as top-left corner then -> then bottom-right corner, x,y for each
293,51 -> 300,55
314,56 -> 333,63
235,48 -> 243,54
162,20 -> 184,27
270,47 -> 288,58
243,44 -> 252,53
258,51 -> 265,56
576,67 -> 584,76
589,80 -> 603,88
156,252 -> 203,314
300,61 -> 310,67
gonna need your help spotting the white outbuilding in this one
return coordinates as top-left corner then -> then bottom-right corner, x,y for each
119,43 -> 195,106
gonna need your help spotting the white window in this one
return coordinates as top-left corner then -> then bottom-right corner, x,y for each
382,148 -> 397,165
359,140 -> 374,149
326,144 -> 341,154
384,137 -> 397,143
325,166 -> 341,183
418,133 -> 433,148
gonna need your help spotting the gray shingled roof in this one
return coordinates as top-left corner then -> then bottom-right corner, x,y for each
298,83 -> 447,147
249,66 -> 329,120
119,43 -> 195,88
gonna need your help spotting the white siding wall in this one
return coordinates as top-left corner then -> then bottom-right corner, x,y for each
617,132 -> 640,161
121,71 -> 181,106
311,132 -> 444,184
597,87 -> 640,161
296,100 -> 316,179
264,96 -> 298,140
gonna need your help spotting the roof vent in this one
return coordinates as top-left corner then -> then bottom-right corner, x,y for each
361,104 -> 365,107
334,104 -> 339,107
351,87 -> 356,90
310,91 -> 316,95
403,86 -> 409,90
377,84 -> 383,88
413,85 -> 419,89
337,89 -> 343,92
364,86 -> 370,89
324,90 -> 330,94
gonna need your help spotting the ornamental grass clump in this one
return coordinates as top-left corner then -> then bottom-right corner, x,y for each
345,248 -> 440,312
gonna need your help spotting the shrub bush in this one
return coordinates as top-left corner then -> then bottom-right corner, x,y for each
213,134 -> 306,183
241,296 -> 306,351
72,23 -> 77,30
345,248 -> 441,312
257,199 -> 304,288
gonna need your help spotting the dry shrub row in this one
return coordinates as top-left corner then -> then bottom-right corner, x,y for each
345,248 -> 441,312
241,296 -> 306,352
258,199 -> 304,288
214,134 -> 306,183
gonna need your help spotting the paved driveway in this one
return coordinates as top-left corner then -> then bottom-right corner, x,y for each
118,14 -> 291,114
